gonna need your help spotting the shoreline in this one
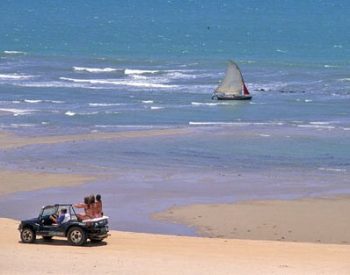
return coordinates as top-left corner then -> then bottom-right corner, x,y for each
3,218 -> 350,274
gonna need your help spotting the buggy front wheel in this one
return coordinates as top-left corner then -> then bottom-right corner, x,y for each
21,227 -> 36,243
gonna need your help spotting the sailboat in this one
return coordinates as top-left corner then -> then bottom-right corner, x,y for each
212,60 -> 252,100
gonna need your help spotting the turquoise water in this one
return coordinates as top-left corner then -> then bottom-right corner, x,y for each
1,1 -> 349,62
1,1 -> 350,133
1,1 -> 350,233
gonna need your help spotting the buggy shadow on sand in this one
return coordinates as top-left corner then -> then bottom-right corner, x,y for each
18,204 -> 109,246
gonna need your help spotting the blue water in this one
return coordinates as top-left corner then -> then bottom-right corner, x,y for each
1,1 -> 350,234
1,0 -> 350,133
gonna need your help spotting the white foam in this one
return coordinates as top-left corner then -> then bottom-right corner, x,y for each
17,81 -> 93,89
76,111 -> 99,115
276,49 -> 288,53
191,102 -> 229,106
318,167 -> 346,172
150,106 -> 164,110
339,78 -> 350,82
51,100 -> 65,104
65,111 -> 76,116
104,111 -> 120,114
0,108 -> 35,116
309,121 -> 332,125
0,73 -> 33,80
324,65 -> 338,68
10,123 -> 36,128
259,134 -> 271,137
3,50 -> 26,54
89,103 -> 122,107
24,99 -> 42,104
73,66 -> 118,73
60,77 -> 177,89
297,124 -> 335,130
304,99 -> 312,103
125,69 -> 159,75
166,71 -> 197,79
16,99 -> 64,104
142,100 -> 154,104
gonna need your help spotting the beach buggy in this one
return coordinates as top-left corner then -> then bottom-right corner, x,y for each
18,204 -> 109,246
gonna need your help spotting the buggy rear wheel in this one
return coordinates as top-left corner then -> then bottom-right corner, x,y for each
67,227 -> 87,246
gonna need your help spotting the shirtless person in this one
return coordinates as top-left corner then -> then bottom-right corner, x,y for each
74,196 -> 92,220
95,194 -> 103,217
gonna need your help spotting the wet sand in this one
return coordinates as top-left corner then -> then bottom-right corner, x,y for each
154,197 -> 350,244
0,128 -> 190,149
2,218 -> 350,274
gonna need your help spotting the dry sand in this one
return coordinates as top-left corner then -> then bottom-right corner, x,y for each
154,197 -> 350,245
2,218 -> 350,274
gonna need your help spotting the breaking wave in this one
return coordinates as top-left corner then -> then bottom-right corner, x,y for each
0,108 -> 36,116
60,77 -> 178,89
73,66 -> 121,73
3,50 -> 26,55
0,73 -> 34,80
125,69 -> 159,75
88,103 -> 122,107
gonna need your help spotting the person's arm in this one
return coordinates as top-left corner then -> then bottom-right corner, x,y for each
74,203 -> 85,208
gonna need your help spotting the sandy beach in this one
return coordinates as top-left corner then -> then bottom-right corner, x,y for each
2,218 -> 350,274
0,129 -> 349,274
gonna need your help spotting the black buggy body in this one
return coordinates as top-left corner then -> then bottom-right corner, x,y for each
18,204 -> 109,246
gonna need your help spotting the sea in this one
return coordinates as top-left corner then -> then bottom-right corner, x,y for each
0,0 -> 350,234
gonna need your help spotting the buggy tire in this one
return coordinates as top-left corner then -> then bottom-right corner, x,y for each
21,227 -> 36,243
67,226 -> 87,246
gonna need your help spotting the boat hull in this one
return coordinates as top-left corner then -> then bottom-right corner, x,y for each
212,95 -> 252,100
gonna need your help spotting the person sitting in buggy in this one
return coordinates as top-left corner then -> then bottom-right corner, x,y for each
50,208 -> 70,225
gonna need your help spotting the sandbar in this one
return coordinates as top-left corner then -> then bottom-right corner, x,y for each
0,128 -> 190,149
154,197 -> 350,244
0,170 -> 95,196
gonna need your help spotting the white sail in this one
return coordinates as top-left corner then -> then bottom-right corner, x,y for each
215,60 -> 244,96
